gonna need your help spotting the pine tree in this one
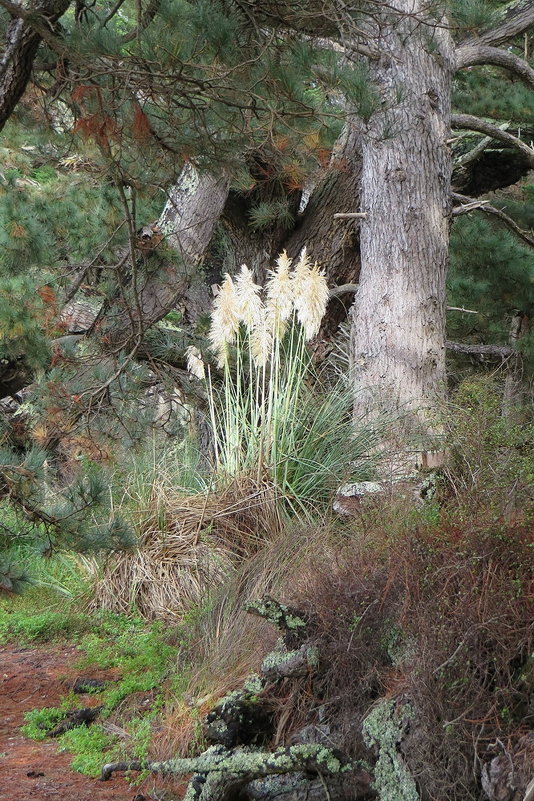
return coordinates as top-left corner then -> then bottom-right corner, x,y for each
0,0 -> 532,525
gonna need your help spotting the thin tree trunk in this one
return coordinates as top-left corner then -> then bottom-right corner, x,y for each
286,124 -> 362,340
502,312 -> 529,420
103,164 -> 229,346
350,2 -> 454,464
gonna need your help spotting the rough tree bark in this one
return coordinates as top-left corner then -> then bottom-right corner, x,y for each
0,0 -> 71,132
350,1 -> 454,463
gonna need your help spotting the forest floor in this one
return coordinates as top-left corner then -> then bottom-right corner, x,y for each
0,643 -> 184,801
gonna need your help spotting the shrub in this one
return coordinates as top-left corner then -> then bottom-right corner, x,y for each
291,509 -> 533,801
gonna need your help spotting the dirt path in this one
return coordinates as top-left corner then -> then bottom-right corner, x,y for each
1,643 -> 162,800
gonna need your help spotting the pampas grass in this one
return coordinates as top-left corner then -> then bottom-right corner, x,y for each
205,249 -> 330,484
90,476 -> 282,620
201,249 -> 380,510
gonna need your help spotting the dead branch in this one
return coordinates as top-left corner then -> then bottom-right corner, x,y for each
451,115 -> 534,166
100,743 -> 360,801
452,192 -> 534,249
445,341 -> 514,359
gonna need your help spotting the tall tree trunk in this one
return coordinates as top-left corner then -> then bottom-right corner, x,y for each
350,2 -> 454,464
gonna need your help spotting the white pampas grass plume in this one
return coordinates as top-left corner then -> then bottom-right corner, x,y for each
185,346 -> 205,380
293,249 -> 329,341
209,273 -> 240,366
250,309 -> 273,367
235,265 -> 264,331
265,250 -> 294,339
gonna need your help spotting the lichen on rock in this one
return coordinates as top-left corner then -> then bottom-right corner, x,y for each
363,698 -> 419,801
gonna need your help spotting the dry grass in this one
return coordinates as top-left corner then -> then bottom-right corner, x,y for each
90,477 -> 282,620
154,521 -> 340,758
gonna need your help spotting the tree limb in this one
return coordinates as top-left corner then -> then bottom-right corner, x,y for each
452,192 -> 534,249
446,341 -> 514,358
451,114 -> 534,166
455,44 -> 534,90
471,0 -> 534,47
100,743 -> 360,801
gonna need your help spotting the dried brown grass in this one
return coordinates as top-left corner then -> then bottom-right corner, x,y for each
90,477 -> 282,620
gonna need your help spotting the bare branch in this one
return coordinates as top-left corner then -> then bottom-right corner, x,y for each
446,341 -> 514,358
455,44 -> 534,90
452,198 -> 489,215
452,192 -> 534,249
451,114 -> 534,166
329,283 -> 359,298
333,212 -> 367,219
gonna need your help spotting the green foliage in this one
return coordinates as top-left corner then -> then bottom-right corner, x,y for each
0,553 -> 32,594
57,726 -> 118,777
0,447 -> 136,592
448,210 -> 534,355
0,609 -> 92,644
249,200 -> 295,231
77,621 -> 176,709
449,0 -> 497,33
445,376 -> 534,513
454,69 -> 534,124
21,700 -> 74,740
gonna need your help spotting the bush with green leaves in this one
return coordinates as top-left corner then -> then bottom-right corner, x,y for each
0,445 -> 135,592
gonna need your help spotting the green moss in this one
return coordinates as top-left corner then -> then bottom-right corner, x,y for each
363,699 -> 418,801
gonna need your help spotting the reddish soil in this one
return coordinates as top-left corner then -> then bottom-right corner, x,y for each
0,643 -> 179,801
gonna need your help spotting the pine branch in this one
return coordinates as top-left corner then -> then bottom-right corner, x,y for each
452,192 -> 534,249
464,0 -> 534,47
455,44 -> 534,90
451,114 -> 534,166
122,0 -> 161,44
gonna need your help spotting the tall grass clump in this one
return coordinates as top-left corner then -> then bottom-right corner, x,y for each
196,249 -> 379,511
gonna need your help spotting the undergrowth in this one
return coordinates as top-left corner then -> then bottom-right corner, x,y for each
290,507 -> 533,801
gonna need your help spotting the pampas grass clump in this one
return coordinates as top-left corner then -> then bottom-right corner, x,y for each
90,477 -> 282,620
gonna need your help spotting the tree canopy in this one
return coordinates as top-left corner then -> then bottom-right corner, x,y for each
0,0 -> 533,567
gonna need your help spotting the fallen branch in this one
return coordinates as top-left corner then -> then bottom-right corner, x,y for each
451,115 -> 534,166
48,706 -> 103,737
101,743 -> 361,801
